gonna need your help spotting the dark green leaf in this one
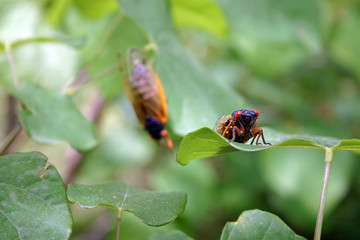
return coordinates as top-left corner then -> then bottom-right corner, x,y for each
149,230 -> 193,240
117,0 -> 245,135
67,181 -> 187,226
12,82 -> 97,151
220,209 -> 306,240
0,152 -> 72,240
176,127 -> 360,165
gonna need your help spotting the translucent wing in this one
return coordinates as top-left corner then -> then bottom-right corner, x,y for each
125,48 -> 168,127
214,115 -> 232,135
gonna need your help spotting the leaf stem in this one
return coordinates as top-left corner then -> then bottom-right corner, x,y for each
5,42 -> 19,86
0,125 -> 22,156
116,209 -> 123,240
70,63 -> 119,93
314,147 -> 333,240
66,13 -> 123,92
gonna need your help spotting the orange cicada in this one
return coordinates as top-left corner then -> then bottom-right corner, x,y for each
215,109 -> 271,145
119,47 -> 173,149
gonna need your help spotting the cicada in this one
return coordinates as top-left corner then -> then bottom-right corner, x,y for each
119,48 -> 173,149
215,109 -> 271,145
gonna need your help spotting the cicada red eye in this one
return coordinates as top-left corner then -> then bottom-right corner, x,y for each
254,110 -> 259,116
235,111 -> 242,119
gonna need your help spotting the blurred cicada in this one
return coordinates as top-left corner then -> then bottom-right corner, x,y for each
119,48 -> 173,149
215,109 -> 271,145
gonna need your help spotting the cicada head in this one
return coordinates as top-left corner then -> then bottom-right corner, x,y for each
231,109 -> 259,131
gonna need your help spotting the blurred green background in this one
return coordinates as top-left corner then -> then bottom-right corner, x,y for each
1,0 -> 360,239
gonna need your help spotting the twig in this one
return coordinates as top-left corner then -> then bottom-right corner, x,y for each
72,63 -> 119,92
314,148 -> 333,240
5,42 -> 19,86
116,209 -> 123,240
0,125 -> 22,156
66,13 -> 123,92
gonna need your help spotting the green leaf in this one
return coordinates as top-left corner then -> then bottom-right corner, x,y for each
330,8 -> 360,80
117,0 -> 245,135
0,1 -> 79,91
216,0 -> 321,77
12,82 -> 97,151
67,181 -> 187,226
220,209 -> 306,240
73,0 -> 118,19
0,152 -> 72,240
169,0 -> 228,38
149,230 -> 193,240
176,127 -> 360,165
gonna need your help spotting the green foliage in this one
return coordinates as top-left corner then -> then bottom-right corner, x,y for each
118,0 -> 245,135
1,0 -> 360,239
149,230 -> 193,240
12,82 -> 97,151
67,181 -> 187,226
169,0 -> 228,39
0,152 -> 72,240
216,0 -> 321,77
220,209 -> 306,240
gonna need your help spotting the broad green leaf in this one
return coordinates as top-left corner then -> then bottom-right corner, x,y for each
0,1 -> 78,90
169,0 -> 228,38
12,82 -> 97,151
67,181 -> 187,226
0,152 -> 72,240
149,230 -> 193,240
220,209 -> 306,240
117,0 -> 245,135
176,127 -> 360,165
216,0 -> 321,77
73,0 -> 118,19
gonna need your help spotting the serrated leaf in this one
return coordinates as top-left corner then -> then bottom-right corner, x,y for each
149,230 -> 193,240
12,82 -> 97,151
0,152 -> 72,240
117,0 -> 245,135
176,127 -> 360,165
220,209 -> 306,240
67,181 -> 187,226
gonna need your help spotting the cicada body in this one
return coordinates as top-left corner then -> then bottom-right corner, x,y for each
215,109 -> 271,145
120,48 -> 173,149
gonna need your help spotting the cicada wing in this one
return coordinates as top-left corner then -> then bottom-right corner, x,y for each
127,48 -> 168,125
214,115 -> 232,135
119,50 -> 147,128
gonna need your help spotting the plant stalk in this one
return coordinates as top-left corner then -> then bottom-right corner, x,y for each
116,209 -> 123,240
5,42 -> 19,86
314,147 -> 333,240
0,125 -> 22,155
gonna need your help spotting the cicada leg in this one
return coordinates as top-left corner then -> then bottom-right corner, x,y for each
251,128 -> 271,145
222,120 -> 233,138
231,125 -> 244,141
